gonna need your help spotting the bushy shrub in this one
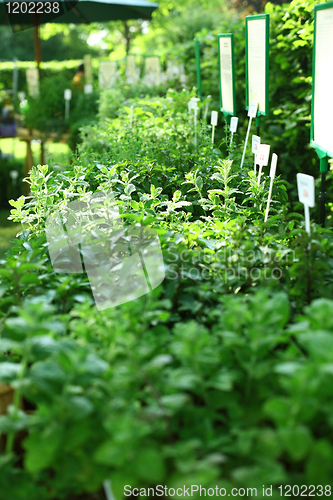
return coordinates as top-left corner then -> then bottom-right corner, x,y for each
1,35 -> 333,500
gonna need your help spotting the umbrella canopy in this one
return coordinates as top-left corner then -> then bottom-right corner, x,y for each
0,0 -> 158,73
0,0 -> 159,26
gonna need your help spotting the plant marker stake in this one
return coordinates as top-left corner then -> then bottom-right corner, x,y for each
130,105 -> 134,128
264,153 -> 278,222
240,101 -> 258,169
252,135 -> 260,173
64,89 -> 72,121
257,164 -> 262,185
84,83 -> 93,94
194,106 -> 198,149
188,98 -> 200,148
9,170 -> 19,187
211,111 -> 218,144
103,480 -> 117,500
297,173 -> 315,236
319,157 -> 328,227
257,144 -> 270,186
204,99 -> 209,120
230,116 -> 238,148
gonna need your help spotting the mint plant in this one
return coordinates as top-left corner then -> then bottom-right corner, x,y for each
1,87 -> 333,499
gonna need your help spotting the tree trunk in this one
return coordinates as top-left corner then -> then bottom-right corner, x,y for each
123,20 -> 131,55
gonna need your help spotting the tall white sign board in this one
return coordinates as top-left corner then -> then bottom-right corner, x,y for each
311,3 -> 333,157
144,57 -> 161,87
126,55 -> 139,84
84,54 -> 93,85
26,68 -> 39,97
246,14 -> 269,116
99,61 -> 118,89
218,34 -> 236,116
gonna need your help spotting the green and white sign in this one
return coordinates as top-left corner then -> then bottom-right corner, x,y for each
84,54 -> 93,85
245,14 -> 269,116
311,1 -> 333,161
99,61 -> 118,89
26,67 -> 39,97
144,56 -> 161,87
126,55 -> 138,84
218,34 -> 236,118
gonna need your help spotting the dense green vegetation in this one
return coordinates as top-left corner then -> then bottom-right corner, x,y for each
0,0 -> 333,498
0,88 -> 333,498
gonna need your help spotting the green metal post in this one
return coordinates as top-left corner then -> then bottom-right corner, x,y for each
194,38 -> 202,100
256,114 -> 261,137
319,155 -> 328,227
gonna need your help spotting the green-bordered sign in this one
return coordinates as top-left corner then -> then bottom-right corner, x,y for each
245,14 -> 269,116
84,54 -> 93,85
218,34 -> 236,118
99,61 -> 118,90
311,1 -> 333,165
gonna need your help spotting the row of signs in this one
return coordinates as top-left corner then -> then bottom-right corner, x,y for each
209,3 -> 332,228
216,3 -> 333,165
217,14 -> 269,119
25,56 -> 186,97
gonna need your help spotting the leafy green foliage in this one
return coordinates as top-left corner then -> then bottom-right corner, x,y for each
0,157 -> 24,209
1,87 -> 333,499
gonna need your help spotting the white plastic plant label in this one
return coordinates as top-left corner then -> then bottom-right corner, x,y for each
257,144 -> 270,166
252,135 -> 260,154
230,116 -> 238,133
264,154 -> 278,222
269,153 -> 278,179
248,101 -> 258,118
211,111 -> 218,126
188,97 -> 199,112
84,83 -> 93,94
64,89 -> 72,100
297,173 -> 315,207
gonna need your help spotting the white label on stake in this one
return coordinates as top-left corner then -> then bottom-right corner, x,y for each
252,135 -> 260,154
64,89 -> 72,100
211,111 -> 218,126
84,83 -> 93,94
188,97 -> 199,112
297,173 -> 315,207
248,101 -> 258,118
258,144 -> 270,166
230,116 -> 238,133
269,153 -> 278,179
